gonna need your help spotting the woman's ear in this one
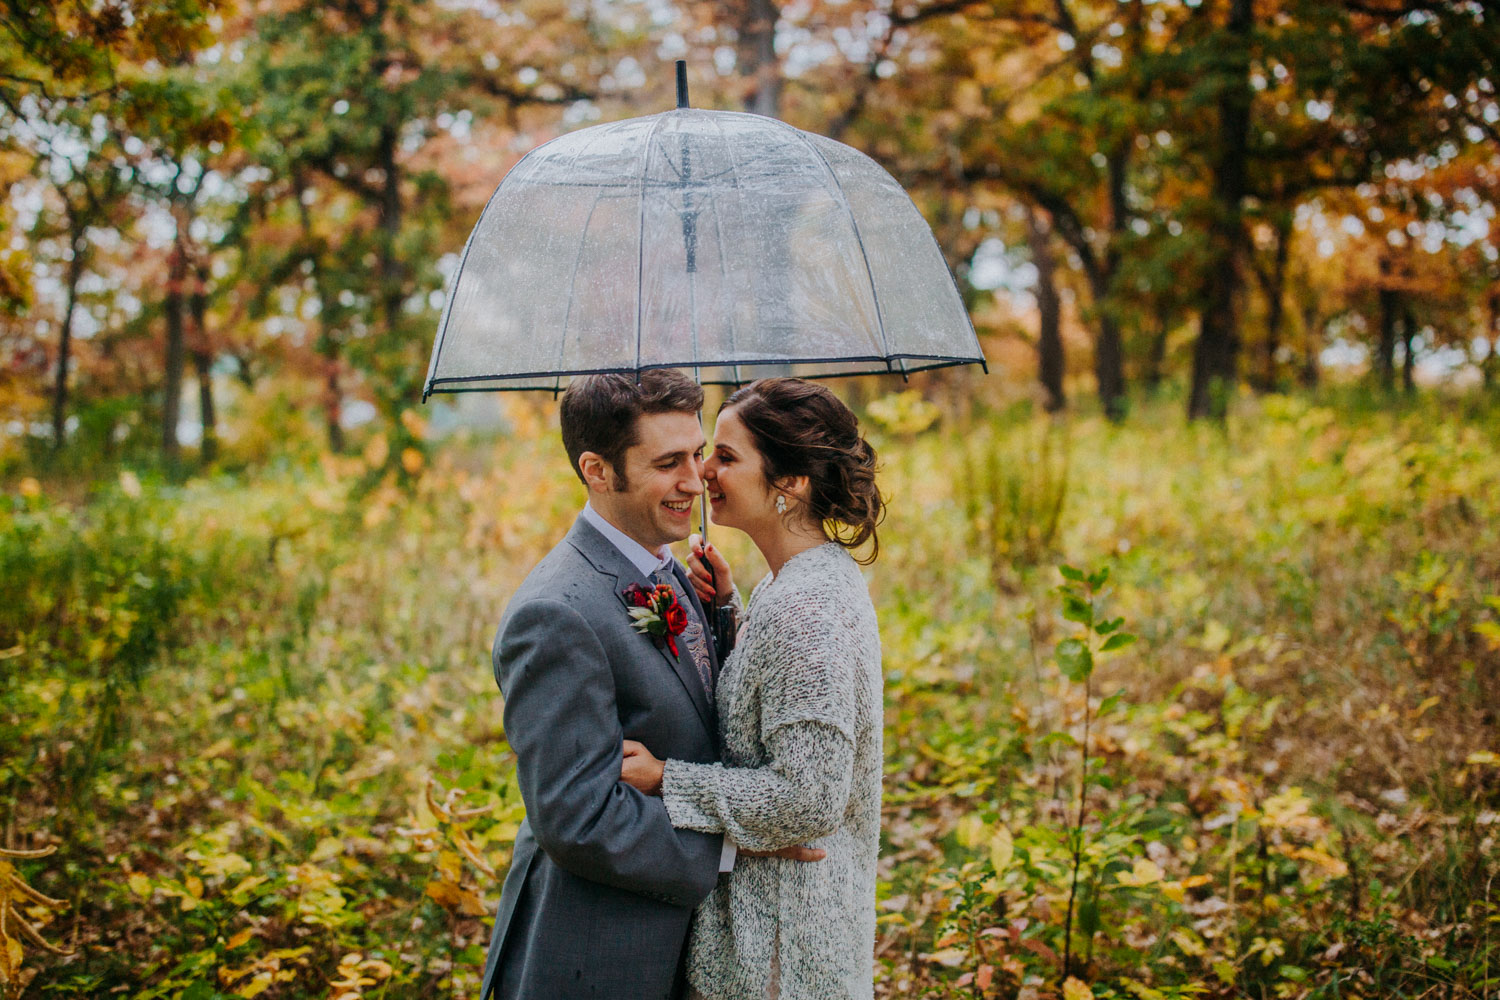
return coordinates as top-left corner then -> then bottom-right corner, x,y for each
776,475 -> 812,505
578,452 -> 612,493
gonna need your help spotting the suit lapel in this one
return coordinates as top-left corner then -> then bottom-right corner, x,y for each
566,517 -> 716,734
669,558 -> 719,731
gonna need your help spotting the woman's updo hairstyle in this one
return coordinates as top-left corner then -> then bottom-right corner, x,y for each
721,377 -> 885,564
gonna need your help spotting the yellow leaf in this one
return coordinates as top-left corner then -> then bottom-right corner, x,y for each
127,873 -> 152,897
310,837 -> 344,863
198,852 -> 252,878
186,875 -> 204,899
954,813 -> 985,849
1113,857 -> 1163,888
989,825 -> 1014,873
924,947 -> 968,967
401,447 -> 424,475
237,971 -> 274,998
200,737 -> 234,759
450,825 -> 497,880
360,958 -> 394,979
18,477 -> 39,498
229,874 -> 269,898
1466,750 -> 1499,766
1289,846 -> 1349,878
399,408 -> 428,439
226,929 -> 254,949
363,433 -> 389,470
425,879 -> 487,916
1063,976 -> 1095,1000
1170,928 -> 1206,957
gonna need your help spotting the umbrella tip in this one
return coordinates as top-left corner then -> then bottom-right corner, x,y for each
675,60 -> 689,109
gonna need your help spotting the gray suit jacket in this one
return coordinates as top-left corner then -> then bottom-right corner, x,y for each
481,515 -> 724,1000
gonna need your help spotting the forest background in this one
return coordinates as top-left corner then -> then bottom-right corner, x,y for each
2,1 -> 1498,998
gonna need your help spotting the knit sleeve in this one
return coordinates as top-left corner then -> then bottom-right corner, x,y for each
659,721 -> 854,850
753,595 -> 860,742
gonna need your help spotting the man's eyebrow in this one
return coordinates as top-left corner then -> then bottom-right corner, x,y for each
648,446 -> 704,463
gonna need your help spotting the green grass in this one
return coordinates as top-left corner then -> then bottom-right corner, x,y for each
3,389 -> 1498,999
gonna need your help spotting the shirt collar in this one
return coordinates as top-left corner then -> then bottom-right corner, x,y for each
581,502 -> 673,579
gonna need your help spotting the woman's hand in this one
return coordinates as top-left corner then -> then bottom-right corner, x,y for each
621,740 -> 665,795
687,533 -> 734,608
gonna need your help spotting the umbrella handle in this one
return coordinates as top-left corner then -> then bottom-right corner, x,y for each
699,497 -> 737,660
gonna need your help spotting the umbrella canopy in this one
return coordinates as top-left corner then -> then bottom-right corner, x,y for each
422,105 -> 985,398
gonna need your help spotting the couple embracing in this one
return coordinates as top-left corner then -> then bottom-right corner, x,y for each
480,370 -> 885,1000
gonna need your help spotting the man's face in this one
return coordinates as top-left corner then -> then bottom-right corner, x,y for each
592,410 -> 705,551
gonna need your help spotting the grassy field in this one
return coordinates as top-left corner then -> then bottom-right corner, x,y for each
3,389 -> 1498,999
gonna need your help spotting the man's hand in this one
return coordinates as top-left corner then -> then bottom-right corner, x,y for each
621,739 -> 665,795
740,845 -> 827,862
687,534 -> 734,608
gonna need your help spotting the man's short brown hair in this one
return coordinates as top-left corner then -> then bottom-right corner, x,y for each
560,370 -> 704,487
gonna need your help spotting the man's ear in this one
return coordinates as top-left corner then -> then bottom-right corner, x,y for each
578,452 -> 613,493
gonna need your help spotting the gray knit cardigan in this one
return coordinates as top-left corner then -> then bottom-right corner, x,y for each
661,542 -> 883,1000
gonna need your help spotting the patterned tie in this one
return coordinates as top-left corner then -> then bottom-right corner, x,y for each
655,566 -> 714,699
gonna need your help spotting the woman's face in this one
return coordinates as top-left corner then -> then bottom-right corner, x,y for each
703,406 -> 778,533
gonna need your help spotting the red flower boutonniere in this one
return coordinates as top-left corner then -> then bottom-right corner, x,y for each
623,582 -> 688,657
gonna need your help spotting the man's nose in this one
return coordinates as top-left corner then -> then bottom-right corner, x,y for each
682,466 -> 704,495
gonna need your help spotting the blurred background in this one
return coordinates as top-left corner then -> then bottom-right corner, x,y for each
1,2 -> 1497,999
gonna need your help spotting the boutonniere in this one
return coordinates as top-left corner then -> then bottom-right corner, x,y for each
623,582 -> 689,657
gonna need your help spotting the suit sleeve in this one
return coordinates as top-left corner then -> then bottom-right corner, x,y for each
495,598 -> 721,907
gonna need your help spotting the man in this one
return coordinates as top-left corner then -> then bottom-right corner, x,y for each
481,370 -> 815,1000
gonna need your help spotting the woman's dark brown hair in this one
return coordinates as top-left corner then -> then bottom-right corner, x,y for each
721,377 -> 884,563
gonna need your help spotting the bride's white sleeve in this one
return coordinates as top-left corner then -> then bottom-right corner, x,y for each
659,597 -> 860,851
660,723 -> 854,850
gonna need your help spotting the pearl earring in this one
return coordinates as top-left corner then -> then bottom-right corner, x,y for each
775,495 -> 787,514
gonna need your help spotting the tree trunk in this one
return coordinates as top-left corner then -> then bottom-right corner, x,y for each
1187,0 -> 1254,422
1484,292 -> 1499,389
323,348 -> 345,453
189,262 -> 217,463
1027,206 -> 1066,412
377,122 -> 404,342
1089,270 -> 1126,421
1400,307 -> 1417,394
162,237 -> 187,465
1376,263 -> 1398,391
1087,145 -> 1130,421
51,236 -> 85,452
1300,302 -> 1321,389
1256,216 -> 1290,392
1145,314 -> 1170,393
736,0 -> 782,117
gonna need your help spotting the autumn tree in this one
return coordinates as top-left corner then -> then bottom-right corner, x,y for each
235,0 -> 644,457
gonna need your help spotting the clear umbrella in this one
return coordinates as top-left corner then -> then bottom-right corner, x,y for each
422,67 -> 985,399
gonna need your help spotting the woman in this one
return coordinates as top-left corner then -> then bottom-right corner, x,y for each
619,377 -> 885,1000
